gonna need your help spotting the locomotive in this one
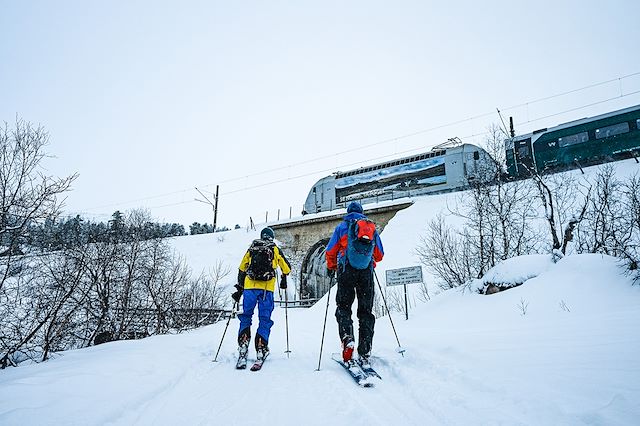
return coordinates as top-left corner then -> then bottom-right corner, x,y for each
302,140 -> 493,214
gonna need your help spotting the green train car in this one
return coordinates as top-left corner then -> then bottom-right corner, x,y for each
505,104 -> 640,178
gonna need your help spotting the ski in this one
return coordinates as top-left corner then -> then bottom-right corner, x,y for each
250,360 -> 264,371
236,356 -> 248,370
358,359 -> 382,380
250,349 -> 269,371
331,353 -> 375,387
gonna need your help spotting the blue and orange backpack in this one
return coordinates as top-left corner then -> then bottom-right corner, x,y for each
345,218 -> 376,269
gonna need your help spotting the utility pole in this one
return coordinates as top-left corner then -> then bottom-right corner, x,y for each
213,185 -> 219,232
195,185 -> 219,232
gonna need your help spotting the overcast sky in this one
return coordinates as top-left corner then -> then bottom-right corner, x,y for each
2,0 -> 639,229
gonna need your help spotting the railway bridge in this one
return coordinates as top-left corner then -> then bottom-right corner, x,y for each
270,200 -> 413,301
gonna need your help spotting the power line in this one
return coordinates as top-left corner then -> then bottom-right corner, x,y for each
500,71 -> 640,112
211,91 -> 640,197
512,90 -> 640,128
85,188 -> 192,211
203,71 -> 640,189
141,87 -> 640,204
82,72 -> 640,212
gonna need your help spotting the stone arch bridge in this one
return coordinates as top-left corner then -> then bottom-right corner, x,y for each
270,200 -> 412,302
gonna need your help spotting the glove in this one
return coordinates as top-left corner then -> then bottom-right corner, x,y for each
280,274 -> 288,289
231,284 -> 243,303
237,270 -> 247,287
327,268 -> 335,279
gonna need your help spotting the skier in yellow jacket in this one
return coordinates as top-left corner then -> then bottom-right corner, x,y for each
232,227 -> 291,368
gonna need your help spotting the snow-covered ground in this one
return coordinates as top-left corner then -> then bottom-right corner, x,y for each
1,161 -> 640,425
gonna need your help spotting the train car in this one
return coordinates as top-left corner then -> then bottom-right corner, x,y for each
302,142 -> 492,214
506,104 -> 640,178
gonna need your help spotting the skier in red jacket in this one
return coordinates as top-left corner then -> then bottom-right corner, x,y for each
325,202 -> 383,365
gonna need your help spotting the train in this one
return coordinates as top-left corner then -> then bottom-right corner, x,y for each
302,104 -> 640,215
302,140 -> 493,214
506,104 -> 640,178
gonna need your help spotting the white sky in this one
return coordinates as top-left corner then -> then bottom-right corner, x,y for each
2,0 -> 640,228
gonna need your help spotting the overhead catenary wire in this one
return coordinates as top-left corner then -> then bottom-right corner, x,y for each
149,89 -> 640,202
79,73 -> 640,214
79,90 -> 640,217
208,71 -> 640,188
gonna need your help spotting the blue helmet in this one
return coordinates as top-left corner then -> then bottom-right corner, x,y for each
347,201 -> 363,214
260,227 -> 275,241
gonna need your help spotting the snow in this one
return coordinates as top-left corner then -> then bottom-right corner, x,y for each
469,254 -> 555,292
1,162 -> 640,425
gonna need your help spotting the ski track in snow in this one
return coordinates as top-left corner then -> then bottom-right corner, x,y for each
2,263 -> 639,425
2,160 -> 640,425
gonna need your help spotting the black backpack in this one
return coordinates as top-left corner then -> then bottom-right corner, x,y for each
246,239 -> 276,281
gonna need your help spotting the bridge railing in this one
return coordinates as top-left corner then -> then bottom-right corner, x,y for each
274,299 -> 320,308
112,307 -> 233,338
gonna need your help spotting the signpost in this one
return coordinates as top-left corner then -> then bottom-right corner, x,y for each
385,266 -> 423,320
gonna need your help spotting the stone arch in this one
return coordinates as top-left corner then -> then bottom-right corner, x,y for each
300,238 -> 331,300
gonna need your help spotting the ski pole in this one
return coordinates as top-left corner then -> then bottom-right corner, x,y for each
284,278 -> 291,358
373,270 -> 405,357
316,275 -> 334,371
213,301 -> 237,362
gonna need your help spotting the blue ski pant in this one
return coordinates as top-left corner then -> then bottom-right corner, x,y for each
238,289 -> 275,343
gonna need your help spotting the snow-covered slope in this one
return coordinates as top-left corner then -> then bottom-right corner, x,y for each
1,162 -> 640,425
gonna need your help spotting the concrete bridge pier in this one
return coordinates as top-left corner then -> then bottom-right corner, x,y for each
270,200 -> 413,302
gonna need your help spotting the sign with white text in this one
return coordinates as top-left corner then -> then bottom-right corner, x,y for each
385,266 -> 423,286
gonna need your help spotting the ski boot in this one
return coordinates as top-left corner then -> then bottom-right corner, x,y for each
250,335 -> 270,371
341,335 -> 355,363
359,353 -> 371,369
236,330 -> 250,369
255,335 -> 270,362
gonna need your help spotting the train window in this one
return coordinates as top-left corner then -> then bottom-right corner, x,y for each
595,122 -> 629,139
558,131 -> 589,147
637,119 -> 640,130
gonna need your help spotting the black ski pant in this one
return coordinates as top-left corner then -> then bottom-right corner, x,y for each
335,263 -> 375,356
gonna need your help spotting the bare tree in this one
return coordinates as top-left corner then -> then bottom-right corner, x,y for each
529,169 -> 590,255
0,250 -> 90,366
175,259 -> 230,330
1,200 -> 233,367
0,119 -> 77,291
620,174 -> 640,277
77,241 -> 121,344
575,166 -> 626,256
416,214 -> 475,289
37,251 -> 91,361
572,167 -> 640,282
421,124 -> 539,289
0,266 -> 42,367
0,119 -> 77,367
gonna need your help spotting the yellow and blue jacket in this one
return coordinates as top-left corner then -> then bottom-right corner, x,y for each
238,242 -> 291,292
